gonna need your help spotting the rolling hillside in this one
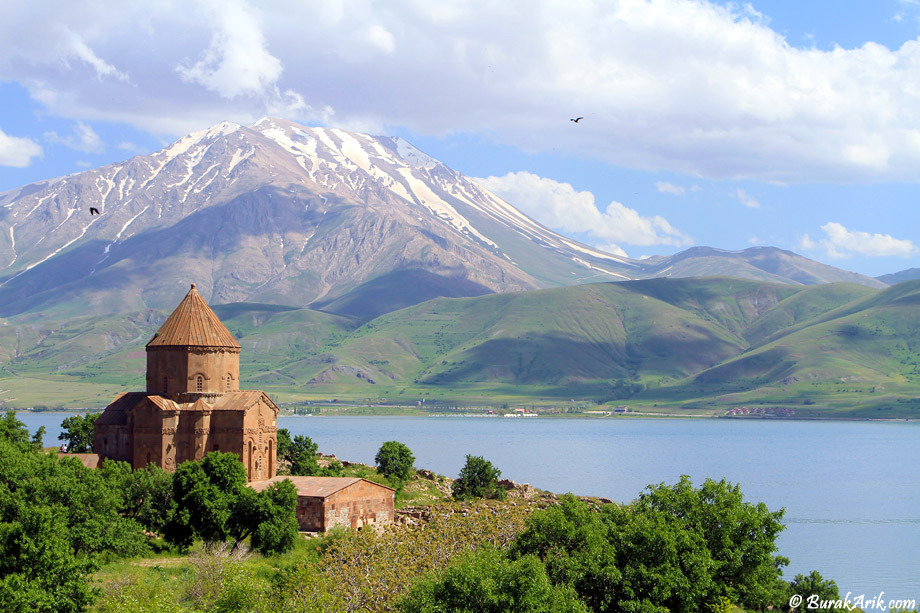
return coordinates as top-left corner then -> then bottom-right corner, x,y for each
5,277 -> 917,417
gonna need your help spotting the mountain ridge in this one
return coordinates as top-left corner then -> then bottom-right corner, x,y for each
0,117 -> 886,321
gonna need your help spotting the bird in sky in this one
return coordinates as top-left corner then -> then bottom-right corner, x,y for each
570,117 -> 583,123
90,207 -> 100,215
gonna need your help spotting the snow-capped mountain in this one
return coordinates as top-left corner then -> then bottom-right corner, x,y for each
0,118 -> 882,319
0,118 -> 640,317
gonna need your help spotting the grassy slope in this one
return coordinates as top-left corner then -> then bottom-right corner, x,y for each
648,281 -> 920,416
4,277 -> 920,416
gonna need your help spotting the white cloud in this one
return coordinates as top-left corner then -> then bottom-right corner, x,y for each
656,181 -> 685,196
6,1 -> 920,182
0,128 -> 42,167
62,27 -> 129,82
176,0 -> 282,99
593,243 -> 629,258
44,121 -> 104,153
748,236 -> 762,245
735,189 -> 760,208
801,222 -> 919,259
474,171 -> 690,247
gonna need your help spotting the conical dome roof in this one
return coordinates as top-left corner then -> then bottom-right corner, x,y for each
147,284 -> 240,348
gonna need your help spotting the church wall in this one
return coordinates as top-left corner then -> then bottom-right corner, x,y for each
241,398 -> 277,481
94,423 -> 132,462
132,403 -> 168,469
146,347 -> 240,396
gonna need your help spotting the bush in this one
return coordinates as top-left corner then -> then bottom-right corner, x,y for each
398,547 -> 589,613
510,477 -> 792,613
375,441 -> 415,483
452,455 -> 506,501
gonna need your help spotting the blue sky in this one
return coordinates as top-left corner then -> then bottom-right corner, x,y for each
3,0 -> 920,277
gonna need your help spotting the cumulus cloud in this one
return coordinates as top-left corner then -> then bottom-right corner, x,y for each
44,121 -> 104,153
474,171 -> 690,248
801,222 -> 919,258
7,1 -> 920,181
176,0 -> 282,100
0,128 -> 42,167
734,189 -> 760,208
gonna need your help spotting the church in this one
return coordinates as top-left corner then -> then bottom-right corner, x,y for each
93,284 -> 279,481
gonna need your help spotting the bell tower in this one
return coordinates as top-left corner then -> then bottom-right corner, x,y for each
146,283 -> 241,401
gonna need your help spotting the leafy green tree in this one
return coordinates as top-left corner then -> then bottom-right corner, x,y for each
165,452 -> 248,549
0,502 -> 100,613
99,460 -> 174,534
375,441 -> 415,483
789,570 -> 840,612
31,425 -> 46,450
511,479 -> 791,613
510,496 -> 621,613
452,455 -> 506,501
633,475 -> 788,610
164,451 -> 297,554
0,435 -> 149,611
288,434 -> 321,476
58,413 -> 99,453
277,428 -> 292,462
398,547 -> 589,613
0,410 -> 33,452
246,480 -> 299,556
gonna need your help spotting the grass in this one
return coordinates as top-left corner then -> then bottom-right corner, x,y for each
5,278 -> 920,418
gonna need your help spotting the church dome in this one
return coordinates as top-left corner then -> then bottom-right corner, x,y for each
147,283 -> 240,349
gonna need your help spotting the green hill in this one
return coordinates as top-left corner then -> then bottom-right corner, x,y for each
2,277 -> 920,417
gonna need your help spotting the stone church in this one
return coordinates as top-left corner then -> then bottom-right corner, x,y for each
94,284 -> 278,481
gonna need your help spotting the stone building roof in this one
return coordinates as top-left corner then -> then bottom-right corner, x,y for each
147,283 -> 240,349
59,453 -> 104,469
249,476 -> 395,497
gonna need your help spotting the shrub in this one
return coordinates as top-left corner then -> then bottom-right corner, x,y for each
452,455 -> 506,501
375,441 -> 415,483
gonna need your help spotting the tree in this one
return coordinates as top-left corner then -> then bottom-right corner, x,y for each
398,547 -> 589,613
164,451 -> 249,549
277,427 -> 292,462
246,480 -> 299,556
510,496 -> 621,613
452,455 -> 506,501
0,434 -> 149,611
99,460 -> 174,533
789,571 -> 840,612
375,441 -> 415,483
0,410 -> 33,452
288,434 -> 321,476
163,451 -> 297,554
633,475 -> 788,610
510,479 -> 793,613
58,413 -> 99,453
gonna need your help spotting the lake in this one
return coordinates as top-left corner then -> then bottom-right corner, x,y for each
20,412 -> 920,600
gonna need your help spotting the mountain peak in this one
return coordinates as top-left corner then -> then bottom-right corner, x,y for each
0,118 -> 888,318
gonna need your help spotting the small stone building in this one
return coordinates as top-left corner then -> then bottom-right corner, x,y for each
94,284 -> 278,481
250,476 -> 395,532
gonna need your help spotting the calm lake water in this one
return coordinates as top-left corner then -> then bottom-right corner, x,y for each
21,412 -> 920,600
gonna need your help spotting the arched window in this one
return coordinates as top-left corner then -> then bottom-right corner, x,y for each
196,376 -> 203,392
226,376 -> 231,391
162,376 -> 168,394
258,430 -> 263,445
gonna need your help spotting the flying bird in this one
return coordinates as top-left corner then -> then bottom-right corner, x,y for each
570,117 -> 583,123
89,207 -> 100,215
